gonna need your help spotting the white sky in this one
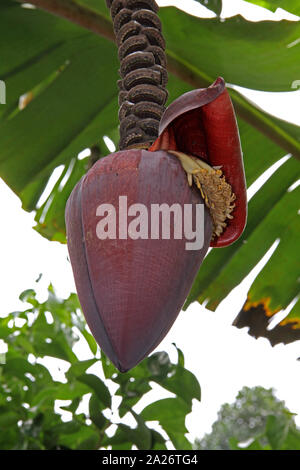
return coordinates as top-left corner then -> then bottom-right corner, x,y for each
0,0 -> 299,446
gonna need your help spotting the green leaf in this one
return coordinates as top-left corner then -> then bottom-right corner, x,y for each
55,381 -> 91,400
0,409 -> 19,427
100,351 -> 117,379
152,366 -> 201,406
245,188 -> 300,313
117,380 -> 152,418
185,157 -> 300,312
89,394 -> 107,430
60,397 -> 81,414
232,184 -> 300,344
108,416 -> 152,450
146,351 -> 173,378
229,437 -> 241,450
243,0 -> 300,16
265,415 -> 290,449
1,1 -> 299,213
33,331 -> 78,363
58,423 -> 99,450
0,3 -> 119,196
241,438 -> 266,450
3,357 -> 36,380
19,289 -> 36,304
50,420 -> 82,436
231,89 -> 300,162
0,36 -> 119,194
31,380 -> 92,406
161,7 -> 300,92
104,427 -> 132,448
150,429 -> 168,450
66,359 -> 98,379
124,412 -> 152,450
1,0 -> 300,347
81,329 -> 98,356
0,427 -> 20,450
283,297 -> 300,327
172,343 -> 185,368
31,386 -> 60,407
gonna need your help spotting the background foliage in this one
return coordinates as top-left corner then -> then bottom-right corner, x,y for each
195,386 -> 300,450
0,0 -> 299,345
0,284 -> 200,450
0,0 -> 300,451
